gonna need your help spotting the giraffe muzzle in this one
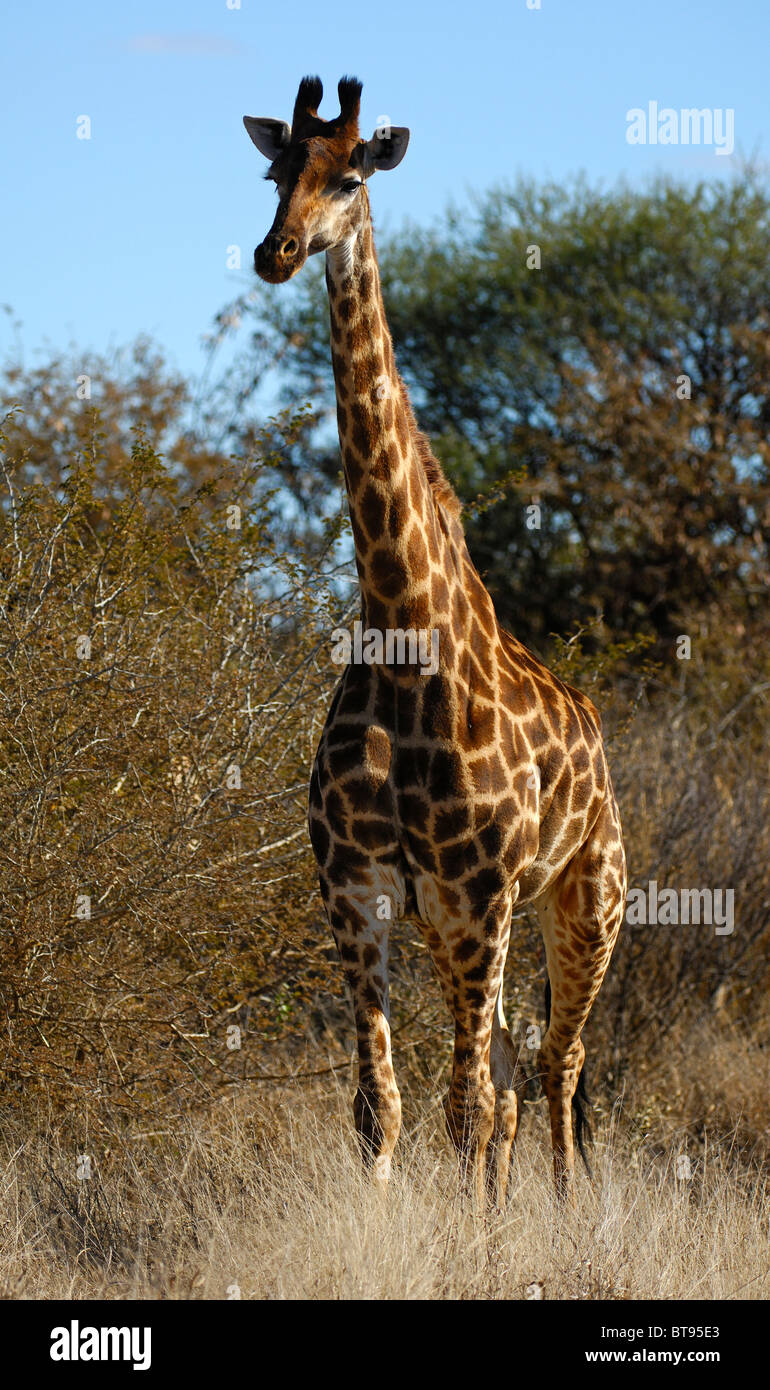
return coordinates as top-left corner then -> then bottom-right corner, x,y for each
254,231 -> 305,283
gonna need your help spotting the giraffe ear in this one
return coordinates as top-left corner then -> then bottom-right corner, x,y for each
359,126 -> 410,174
243,117 -> 290,160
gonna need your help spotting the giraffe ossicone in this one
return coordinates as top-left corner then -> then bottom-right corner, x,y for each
245,75 -> 627,1206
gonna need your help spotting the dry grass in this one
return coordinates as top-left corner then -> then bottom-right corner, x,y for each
2,1041 -> 768,1302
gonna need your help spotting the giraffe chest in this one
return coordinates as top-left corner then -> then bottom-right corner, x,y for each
309,664 -> 545,917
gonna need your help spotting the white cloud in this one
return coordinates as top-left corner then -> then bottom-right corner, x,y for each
123,34 -> 248,58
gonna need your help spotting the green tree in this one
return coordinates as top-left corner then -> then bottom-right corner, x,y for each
219,172 -> 770,651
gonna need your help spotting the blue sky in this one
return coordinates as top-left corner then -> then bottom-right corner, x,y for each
2,0 -> 767,386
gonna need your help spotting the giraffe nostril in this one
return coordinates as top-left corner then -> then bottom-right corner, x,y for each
280,237 -> 298,258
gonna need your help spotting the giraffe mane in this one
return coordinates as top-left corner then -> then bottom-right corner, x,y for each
415,432 -> 463,521
398,381 -> 462,521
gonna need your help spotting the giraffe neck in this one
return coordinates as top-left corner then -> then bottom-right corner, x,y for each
325,197 -> 483,656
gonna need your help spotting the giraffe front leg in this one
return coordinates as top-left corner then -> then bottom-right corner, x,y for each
438,900 -> 513,1207
328,891 -> 401,1188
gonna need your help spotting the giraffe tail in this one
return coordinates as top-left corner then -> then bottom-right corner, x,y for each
543,977 -> 594,1178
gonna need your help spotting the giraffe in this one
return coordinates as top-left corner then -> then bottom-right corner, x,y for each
244,75 -> 627,1205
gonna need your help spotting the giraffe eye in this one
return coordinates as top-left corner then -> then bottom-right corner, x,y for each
339,179 -> 362,195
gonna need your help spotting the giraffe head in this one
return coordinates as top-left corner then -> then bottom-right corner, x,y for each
244,75 -> 409,283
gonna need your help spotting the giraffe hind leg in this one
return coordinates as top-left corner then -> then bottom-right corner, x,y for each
534,791 -> 626,1201
544,976 -> 593,1178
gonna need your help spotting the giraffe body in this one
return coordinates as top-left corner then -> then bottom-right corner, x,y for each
245,76 -> 626,1203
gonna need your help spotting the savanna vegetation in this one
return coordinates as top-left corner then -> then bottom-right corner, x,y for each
0,172 -> 768,1299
